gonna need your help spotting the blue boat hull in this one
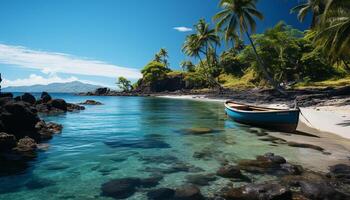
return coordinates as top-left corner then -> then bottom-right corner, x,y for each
225,103 -> 300,132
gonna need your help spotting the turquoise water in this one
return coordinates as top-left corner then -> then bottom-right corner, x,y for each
0,95 -> 321,199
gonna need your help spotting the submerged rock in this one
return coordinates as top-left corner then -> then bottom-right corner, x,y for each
147,188 -> 175,200
222,181 -> 292,200
328,164 -> 350,184
178,127 -> 219,135
101,176 -> 163,199
174,185 -> 203,200
216,165 -> 248,180
139,155 -> 179,164
287,142 -> 324,152
186,173 -> 217,186
79,100 -> 103,105
104,138 -> 170,149
101,178 -> 140,199
237,153 -> 302,176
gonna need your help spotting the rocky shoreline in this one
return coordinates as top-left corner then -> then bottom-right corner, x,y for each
79,86 -> 350,108
100,151 -> 350,200
0,92 -> 85,176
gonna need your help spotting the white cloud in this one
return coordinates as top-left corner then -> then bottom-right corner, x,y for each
0,44 -> 142,79
173,27 -> 192,32
1,74 -> 104,87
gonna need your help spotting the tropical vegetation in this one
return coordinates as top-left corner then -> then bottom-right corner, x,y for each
117,76 -> 132,92
134,0 -> 349,93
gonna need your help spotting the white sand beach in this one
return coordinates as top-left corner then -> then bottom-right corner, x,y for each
158,95 -> 350,140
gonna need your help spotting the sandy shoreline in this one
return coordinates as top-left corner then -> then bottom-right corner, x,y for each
158,95 -> 350,139
158,94 -> 350,172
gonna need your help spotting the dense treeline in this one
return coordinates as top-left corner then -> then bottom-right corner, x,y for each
119,0 -> 349,93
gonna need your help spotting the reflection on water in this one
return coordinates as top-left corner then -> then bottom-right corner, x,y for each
0,95 -> 329,199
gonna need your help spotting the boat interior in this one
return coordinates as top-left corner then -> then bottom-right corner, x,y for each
226,102 -> 285,112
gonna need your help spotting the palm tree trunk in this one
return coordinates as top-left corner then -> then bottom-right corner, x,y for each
245,31 -> 287,95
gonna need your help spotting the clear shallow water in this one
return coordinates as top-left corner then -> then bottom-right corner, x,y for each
0,95 -> 323,199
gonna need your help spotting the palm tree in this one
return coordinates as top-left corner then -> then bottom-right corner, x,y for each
214,0 -> 285,94
180,60 -> 195,72
291,0 -> 326,28
157,48 -> 169,67
182,19 -> 221,87
154,54 -> 162,63
313,0 -> 350,65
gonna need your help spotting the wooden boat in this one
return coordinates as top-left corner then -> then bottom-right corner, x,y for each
225,100 -> 300,133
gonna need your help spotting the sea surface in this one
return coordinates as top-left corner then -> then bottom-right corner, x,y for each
0,94 -> 326,199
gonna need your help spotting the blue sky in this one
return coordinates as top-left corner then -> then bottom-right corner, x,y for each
0,0 -> 310,88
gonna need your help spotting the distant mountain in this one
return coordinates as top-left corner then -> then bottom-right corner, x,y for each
2,81 -> 104,93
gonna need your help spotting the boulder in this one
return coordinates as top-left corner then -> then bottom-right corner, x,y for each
79,100 -> 102,105
40,92 -> 52,103
49,99 -> 67,111
95,88 -> 110,95
174,185 -> 203,200
147,188 -> 175,200
15,136 -> 37,152
1,101 -> 40,140
67,103 -> 85,112
217,165 -> 243,179
101,178 -> 140,199
300,181 -> 338,200
222,182 -> 292,200
0,132 -> 16,151
186,173 -> 217,186
21,93 -> 36,104
328,164 -> 350,184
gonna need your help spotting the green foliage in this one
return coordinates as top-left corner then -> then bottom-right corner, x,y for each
117,76 -> 132,91
180,60 -> 196,72
183,71 -> 209,89
141,61 -> 171,83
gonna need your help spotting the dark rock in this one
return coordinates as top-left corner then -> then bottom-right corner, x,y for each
0,132 -> 16,151
328,164 -> 350,184
14,136 -> 37,152
217,165 -> 243,179
40,92 -> 52,103
79,100 -> 102,105
35,121 -> 63,140
1,101 -> 41,140
104,137 -> 170,149
287,142 -> 324,152
280,163 -> 303,175
101,178 -> 140,199
186,173 -> 217,186
237,153 -> 299,176
95,88 -> 110,95
178,127 -> 219,135
147,188 -> 175,200
300,181 -> 339,200
49,99 -> 67,111
140,155 -> 179,164
21,93 -> 36,104
174,185 -> 203,200
67,103 -> 85,112
222,181 -> 292,200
